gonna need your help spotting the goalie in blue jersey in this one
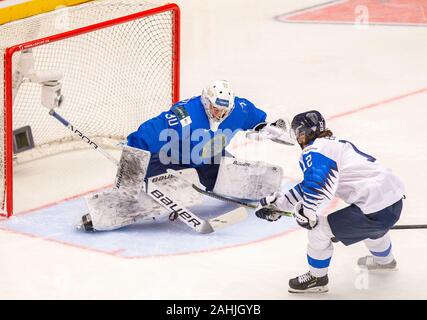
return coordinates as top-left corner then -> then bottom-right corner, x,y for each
127,79 -> 293,192
79,80 -> 294,232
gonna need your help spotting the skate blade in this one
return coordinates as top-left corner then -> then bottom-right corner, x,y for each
288,286 -> 329,294
75,223 -> 86,231
358,266 -> 399,272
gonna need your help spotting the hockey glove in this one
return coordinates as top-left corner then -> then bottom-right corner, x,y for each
255,192 -> 283,222
251,119 -> 295,146
293,202 -> 318,230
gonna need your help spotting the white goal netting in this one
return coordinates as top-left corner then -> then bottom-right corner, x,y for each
0,0 -> 179,215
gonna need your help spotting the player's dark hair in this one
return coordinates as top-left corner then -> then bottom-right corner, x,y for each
316,129 -> 333,139
302,129 -> 333,146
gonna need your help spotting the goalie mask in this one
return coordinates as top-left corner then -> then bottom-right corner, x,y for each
201,80 -> 235,131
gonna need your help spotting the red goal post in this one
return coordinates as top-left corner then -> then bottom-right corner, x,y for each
1,0 -> 180,217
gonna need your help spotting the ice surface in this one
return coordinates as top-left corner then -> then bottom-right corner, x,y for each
1,0 -> 426,299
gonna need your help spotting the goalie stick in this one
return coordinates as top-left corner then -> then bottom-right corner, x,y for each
49,109 -> 247,233
49,109 -> 119,166
166,169 -> 294,217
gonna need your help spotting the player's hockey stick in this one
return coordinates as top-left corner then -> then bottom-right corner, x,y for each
390,224 -> 427,230
330,224 -> 427,242
167,169 -> 294,217
50,110 -> 247,233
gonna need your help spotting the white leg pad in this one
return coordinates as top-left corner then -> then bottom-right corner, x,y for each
114,145 -> 150,198
85,170 -> 203,231
213,156 -> 283,200
85,189 -> 164,231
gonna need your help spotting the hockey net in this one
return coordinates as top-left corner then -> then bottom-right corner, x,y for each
0,0 -> 180,216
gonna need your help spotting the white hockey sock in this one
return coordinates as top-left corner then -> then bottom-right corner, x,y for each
307,216 -> 334,277
364,233 -> 394,264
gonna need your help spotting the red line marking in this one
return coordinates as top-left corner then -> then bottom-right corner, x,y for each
16,184 -> 113,215
327,87 -> 427,121
0,226 -> 124,258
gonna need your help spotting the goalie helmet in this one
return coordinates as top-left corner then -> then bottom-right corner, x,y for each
291,110 -> 326,144
201,80 -> 235,131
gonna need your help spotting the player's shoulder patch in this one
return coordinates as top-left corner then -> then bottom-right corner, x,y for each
171,105 -> 192,127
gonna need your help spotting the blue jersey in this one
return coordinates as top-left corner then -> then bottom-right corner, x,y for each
127,95 -> 267,167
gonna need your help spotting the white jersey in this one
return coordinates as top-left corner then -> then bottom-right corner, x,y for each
293,137 -> 405,215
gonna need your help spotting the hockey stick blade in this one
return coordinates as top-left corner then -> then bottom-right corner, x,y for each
208,207 -> 248,231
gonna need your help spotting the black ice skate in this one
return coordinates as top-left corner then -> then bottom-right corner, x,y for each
288,272 -> 329,293
357,256 -> 397,271
76,213 -> 94,232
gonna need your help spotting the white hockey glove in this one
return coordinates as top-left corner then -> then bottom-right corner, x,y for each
255,192 -> 283,222
247,119 -> 295,146
293,202 -> 318,230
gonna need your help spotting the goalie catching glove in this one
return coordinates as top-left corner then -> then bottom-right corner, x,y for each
248,118 -> 295,146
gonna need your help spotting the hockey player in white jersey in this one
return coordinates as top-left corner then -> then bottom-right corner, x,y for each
255,110 -> 405,293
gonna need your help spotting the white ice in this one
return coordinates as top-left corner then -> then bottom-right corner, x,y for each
1,0 -> 427,299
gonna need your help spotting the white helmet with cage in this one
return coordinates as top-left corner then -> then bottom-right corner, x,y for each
201,80 -> 235,131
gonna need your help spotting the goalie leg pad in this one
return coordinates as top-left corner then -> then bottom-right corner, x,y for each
114,145 -> 150,197
85,189 -> 165,231
83,169 -> 204,231
212,156 -> 283,200
147,173 -> 212,234
148,170 -> 203,207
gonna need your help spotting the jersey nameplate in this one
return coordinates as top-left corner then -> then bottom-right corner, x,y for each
172,106 -> 192,127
